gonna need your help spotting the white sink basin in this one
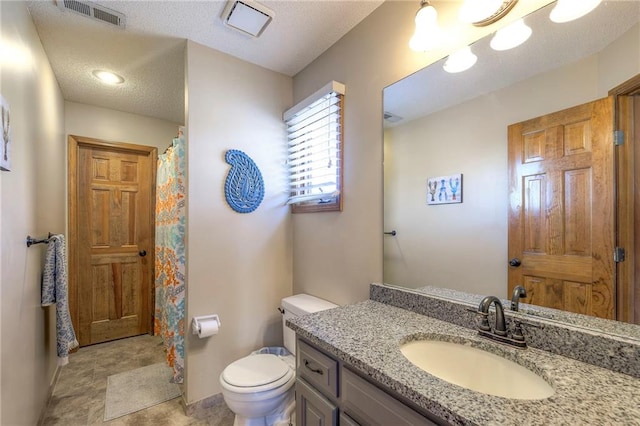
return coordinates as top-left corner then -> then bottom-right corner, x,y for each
400,339 -> 554,400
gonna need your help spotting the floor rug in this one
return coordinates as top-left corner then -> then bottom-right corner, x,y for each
104,362 -> 181,421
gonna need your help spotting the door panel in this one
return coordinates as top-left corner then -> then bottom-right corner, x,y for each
70,136 -> 155,346
508,97 -> 615,319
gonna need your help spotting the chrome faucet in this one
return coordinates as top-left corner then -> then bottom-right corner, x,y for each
476,295 -> 526,348
510,285 -> 527,311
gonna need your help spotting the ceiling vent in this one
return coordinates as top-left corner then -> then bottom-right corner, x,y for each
384,111 -> 404,123
57,0 -> 126,28
221,0 -> 274,38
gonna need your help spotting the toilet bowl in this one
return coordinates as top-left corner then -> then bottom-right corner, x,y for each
220,294 -> 338,426
220,352 -> 295,426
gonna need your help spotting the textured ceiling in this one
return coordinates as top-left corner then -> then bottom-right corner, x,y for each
384,1 -> 640,126
26,0 -> 384,124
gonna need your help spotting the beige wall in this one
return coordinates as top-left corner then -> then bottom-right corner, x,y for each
0,2 -> 65,424
64,101 -> 182,151
185,40 -> 293,403
290,0 -> 553,305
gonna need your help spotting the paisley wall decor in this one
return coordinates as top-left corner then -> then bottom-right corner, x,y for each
224,149 -> 265,213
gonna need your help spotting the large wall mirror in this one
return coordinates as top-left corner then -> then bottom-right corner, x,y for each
383,1 -> 640,327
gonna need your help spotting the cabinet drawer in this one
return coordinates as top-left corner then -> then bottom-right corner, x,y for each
341,368 -> 437,426
297,339 -> 339,398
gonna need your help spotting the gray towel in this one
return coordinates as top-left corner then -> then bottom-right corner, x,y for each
41,234 -> 79,365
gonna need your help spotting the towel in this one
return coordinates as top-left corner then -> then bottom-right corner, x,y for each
41,234 -> 79,366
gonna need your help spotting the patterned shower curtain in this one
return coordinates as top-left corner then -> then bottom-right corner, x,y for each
154,135 -> 186,383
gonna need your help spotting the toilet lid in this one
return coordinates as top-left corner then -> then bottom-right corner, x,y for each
222,354 -> 290,388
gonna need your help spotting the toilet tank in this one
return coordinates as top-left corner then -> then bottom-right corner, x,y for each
281,294 -> 338,355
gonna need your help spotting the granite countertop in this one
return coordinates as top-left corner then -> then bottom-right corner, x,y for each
287,300 -> 640,426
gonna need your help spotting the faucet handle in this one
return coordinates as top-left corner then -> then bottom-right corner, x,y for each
512,319 -> 525,342
477,312 -> 492,332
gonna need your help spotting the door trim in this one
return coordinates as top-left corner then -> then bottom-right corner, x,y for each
68,135 -> 158,338
610,74 -> 640,324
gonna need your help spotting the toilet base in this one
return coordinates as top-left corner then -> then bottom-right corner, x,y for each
231,396 -> 295,426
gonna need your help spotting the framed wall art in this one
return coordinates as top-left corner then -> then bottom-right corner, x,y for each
427,174 -> 462,205
1,95 -> 11,172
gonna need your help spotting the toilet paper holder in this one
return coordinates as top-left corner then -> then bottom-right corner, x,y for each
191,314 -> 221,336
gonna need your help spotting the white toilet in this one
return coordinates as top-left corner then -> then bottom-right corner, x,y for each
220,294 -> 338,426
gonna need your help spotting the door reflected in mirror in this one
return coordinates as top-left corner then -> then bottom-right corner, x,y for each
382,1 -> 640,324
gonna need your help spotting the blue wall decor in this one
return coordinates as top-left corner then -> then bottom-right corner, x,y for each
224,149 -> 265,213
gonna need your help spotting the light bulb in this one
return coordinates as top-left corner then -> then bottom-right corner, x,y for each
550,0 -> 602,23
443,46 -> 477,73
459,0 -> 504,24
409,2 -> 441,52
490,19 -> 532,51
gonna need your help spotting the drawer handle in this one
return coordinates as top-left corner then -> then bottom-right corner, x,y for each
304,359 -> 324,375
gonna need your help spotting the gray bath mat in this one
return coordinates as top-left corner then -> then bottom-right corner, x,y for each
104,362 -> 181,421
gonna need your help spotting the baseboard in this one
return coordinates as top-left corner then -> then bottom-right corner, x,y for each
182,392 -> 226,417
37,364 -> 61,426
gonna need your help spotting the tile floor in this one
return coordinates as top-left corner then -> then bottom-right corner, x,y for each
41,335 -> 235,425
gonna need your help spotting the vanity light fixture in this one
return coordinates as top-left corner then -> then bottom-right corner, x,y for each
459,0 -> 518,27
92,70 -> 124,85
490,19 -> 532,51
550,0 -> 602,23
443,46 -> 477,73
409,0 -> 441,52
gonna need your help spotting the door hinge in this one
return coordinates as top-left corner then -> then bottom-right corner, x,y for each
614,130 -> 624,146
614,247 -> 626,263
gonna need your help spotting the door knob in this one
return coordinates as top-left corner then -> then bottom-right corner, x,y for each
509,258 -> 521,267
139,250 -> 147,257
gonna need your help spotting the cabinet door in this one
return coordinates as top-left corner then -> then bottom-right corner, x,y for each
296,378 -> 338,426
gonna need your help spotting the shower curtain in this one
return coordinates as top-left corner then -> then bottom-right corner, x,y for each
154,134 -> 186,383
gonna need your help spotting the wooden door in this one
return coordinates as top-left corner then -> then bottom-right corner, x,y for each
69,135 -> 156,346
508,97 -> 615,319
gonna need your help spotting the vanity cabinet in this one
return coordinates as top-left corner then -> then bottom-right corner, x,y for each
296,378 -> 338,426
295,337 -> 441,426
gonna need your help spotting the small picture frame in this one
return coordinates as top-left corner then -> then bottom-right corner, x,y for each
1,95 -> 11,172
427,174 -> 462,205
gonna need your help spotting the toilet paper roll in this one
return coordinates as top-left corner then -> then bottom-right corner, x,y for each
196,318 -> 219,338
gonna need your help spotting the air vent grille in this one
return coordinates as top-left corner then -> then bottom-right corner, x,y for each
384,111 -> 403,123
57,0 -> 126,28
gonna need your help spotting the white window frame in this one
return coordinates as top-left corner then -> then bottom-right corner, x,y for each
284,81 -> 345,213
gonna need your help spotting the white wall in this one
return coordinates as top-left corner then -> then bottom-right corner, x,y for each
290,0 -> 553,305
0,2 -> 65,424
65,101 -> 181,151
185,40 -> 292,403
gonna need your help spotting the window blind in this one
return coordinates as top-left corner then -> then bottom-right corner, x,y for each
284,81 -> 345,207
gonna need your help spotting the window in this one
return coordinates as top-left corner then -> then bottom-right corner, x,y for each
284,81 -> 345,213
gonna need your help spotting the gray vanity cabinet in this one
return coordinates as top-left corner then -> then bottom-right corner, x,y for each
295,337 -> 442,426
296,378 -> 338,426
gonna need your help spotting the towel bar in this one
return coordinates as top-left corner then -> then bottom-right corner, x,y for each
26,232 -> 53,247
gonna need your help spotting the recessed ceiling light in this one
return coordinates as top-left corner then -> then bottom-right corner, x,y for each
92,70 -> 124,85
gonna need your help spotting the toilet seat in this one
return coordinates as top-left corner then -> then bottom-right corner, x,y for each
221,354 -> 294,394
